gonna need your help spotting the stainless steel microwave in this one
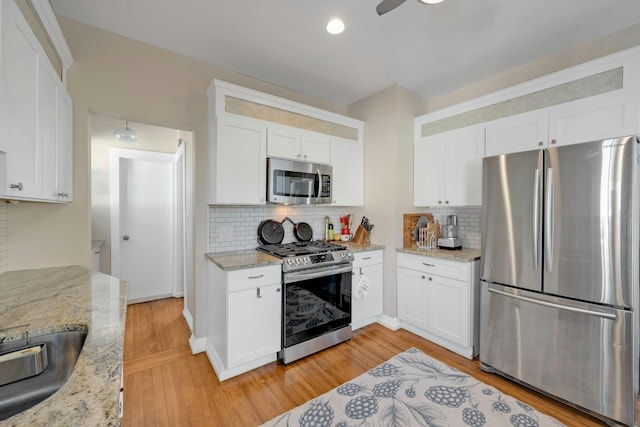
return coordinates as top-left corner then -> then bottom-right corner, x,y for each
267,158 -> 332,205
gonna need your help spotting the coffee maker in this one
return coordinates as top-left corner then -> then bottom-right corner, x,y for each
438,215 -> 462,249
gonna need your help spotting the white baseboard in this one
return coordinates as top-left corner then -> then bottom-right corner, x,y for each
189,334 -> 207,354
205,341 -> 276,381
377,315 -> 401,331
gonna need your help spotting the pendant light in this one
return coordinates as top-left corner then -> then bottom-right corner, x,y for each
114,121 -> 137,142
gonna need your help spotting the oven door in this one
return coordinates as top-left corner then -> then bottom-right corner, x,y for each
282,264 -> 352,348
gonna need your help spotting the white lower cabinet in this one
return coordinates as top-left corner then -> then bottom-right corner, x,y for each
206,262 -> 282,380
351,250 -> 383,330
396,252 -> 479,359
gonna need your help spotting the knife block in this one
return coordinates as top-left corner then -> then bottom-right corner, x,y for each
351,225 -> 370,245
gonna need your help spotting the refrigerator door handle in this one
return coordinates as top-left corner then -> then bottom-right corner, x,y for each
544,167 -> 554,272
488,287 -> 617,320
532,168 -> 541,270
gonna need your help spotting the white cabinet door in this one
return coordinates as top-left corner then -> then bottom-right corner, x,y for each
485,109 -> 549,157
227,283 -> 281,369
331,138 -> 363,206
549,90 -> 639,147
397,267 -> 428,330
352,262 -> 383,329
267,125 -> 331,164
301,131 -> 331,164
428,274 -> 469,347
1,0 -> 42,198
41,65 -> 60,201
443,126 -> 484,206
56,89 -> 73,201
415,125 -> 484,207
414,135 -> 445,206
267,125 -> 300,160
210,115 -> 267,204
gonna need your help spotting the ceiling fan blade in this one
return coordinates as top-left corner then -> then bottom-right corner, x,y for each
376,0 -> 407,15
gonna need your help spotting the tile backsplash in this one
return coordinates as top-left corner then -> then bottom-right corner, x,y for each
427,207 -> 482,250
209,205 -> 355,252
208,205 -> 482,253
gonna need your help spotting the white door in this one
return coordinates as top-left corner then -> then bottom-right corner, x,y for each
111,148 -> 174,304
173,141 -> 186,299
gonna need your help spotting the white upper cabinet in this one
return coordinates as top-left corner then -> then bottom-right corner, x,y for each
548,90 -> 638,146
209,115 -> 267,205
331,137 -> 364,206
1,0 -> 42,199
485,90 -> 638,157
0,0 -> 73,203
485,109 -> 549,157
267,125 -> 331,164
414,125 -> 484,207
207,80 -> 364,206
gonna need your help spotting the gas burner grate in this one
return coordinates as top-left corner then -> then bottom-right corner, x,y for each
257,240 -> 345,258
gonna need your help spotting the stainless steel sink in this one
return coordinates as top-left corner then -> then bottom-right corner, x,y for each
0,330 -> 87,421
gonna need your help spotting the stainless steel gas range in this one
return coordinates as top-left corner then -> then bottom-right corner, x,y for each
257,241 -> 354,364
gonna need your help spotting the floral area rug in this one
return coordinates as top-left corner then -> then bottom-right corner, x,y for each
261,347 -> 565,427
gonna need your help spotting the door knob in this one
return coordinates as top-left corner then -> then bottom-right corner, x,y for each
122,235 -> 130,241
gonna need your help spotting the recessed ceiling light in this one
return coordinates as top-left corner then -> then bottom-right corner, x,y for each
326,18 -> 345,35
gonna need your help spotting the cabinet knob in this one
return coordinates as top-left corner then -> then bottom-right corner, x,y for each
551,139 -> 557,145
538,141 -> 543,146
257,287 -> 262,298
428,277 -> 433,281
10,183 -> 23,191
438,200 -> 442,204
276,288 -> 281,292
260,197 -> 265,202
445,200 -> 449,204
297,154 -> 302,159
421,275 -> 426,279
122,235 -> 130,241
303,154 -> 308,160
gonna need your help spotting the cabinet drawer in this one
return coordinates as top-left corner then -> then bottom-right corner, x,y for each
353,250 -> 383,267
397,253 -> 469,281
227,266 -> 281,292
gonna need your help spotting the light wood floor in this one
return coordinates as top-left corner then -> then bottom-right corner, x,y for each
121,298 -> 635,426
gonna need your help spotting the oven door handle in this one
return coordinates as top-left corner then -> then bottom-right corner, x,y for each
284,264 -> 352,284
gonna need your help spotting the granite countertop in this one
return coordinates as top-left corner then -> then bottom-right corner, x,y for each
397,247 -> 481,262
336,241 -> 385,253
206,242 -> 385,271
0,266 -> 127,426
206,250 -> 282,271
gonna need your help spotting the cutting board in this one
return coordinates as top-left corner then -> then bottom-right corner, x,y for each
403,213 -> 436,248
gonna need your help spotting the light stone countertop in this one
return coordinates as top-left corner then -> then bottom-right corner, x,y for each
206,250 -> 282,271
206,242 -> 386,271
397,247 -> 481,262
0,265 -> 127,427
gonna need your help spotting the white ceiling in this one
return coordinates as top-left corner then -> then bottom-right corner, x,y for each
51,0 -> 640,107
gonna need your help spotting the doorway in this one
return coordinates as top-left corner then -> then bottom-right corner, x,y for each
90,115 -> 193,308
110,148 -> 174,303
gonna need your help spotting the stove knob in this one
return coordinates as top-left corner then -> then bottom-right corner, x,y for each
287,258 -> 294,266
303,257 -> 310,264
295,257 -> 302,265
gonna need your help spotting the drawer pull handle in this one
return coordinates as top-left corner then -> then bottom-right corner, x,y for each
422,263 -> 435,267
249,274 -> 264,279
362,256 -> 371,260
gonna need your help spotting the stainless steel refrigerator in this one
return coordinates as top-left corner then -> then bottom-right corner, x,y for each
480,135 -> 639,426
